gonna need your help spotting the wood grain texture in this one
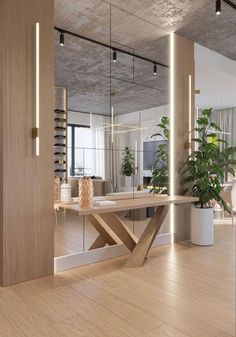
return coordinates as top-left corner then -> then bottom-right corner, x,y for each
0,0 -> 54,285
173,34 -> 195,242
87,214 -> 122,249
125,205 -> 169,267
100,212 -> 138,251
56,195 -> 198,215
0,225 -> 234,336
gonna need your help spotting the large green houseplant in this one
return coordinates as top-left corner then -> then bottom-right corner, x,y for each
150,116 -> 169,194
182,108 -> 236,245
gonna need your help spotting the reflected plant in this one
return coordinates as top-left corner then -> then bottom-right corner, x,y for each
120,146 -> 135,176
150,116 -> 169,194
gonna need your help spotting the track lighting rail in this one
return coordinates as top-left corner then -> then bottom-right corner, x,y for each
216,0 -> 236,15
54,26 -> 169,69
223,0 -> 236,10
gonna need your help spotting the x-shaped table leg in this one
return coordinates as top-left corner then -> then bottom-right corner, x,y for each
125,205 -> 169,268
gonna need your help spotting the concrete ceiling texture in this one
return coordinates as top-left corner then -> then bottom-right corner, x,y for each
54,0 -> 236,116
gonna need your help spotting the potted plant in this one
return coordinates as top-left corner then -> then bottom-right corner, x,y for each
150,116 -> 169,194
182,108 -> 236,245
120,146 -> 135,191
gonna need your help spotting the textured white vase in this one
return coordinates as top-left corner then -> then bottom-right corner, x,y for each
60,183 -> 72,202
191,206 -> 214,245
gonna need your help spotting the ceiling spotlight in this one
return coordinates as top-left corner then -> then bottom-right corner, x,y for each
216,0 -> 221,15
153,64 -> 157,75
112,49 -> 117,62
59,31 -> 64,46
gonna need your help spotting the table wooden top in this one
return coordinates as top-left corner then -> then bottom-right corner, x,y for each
55,195 -> 198,216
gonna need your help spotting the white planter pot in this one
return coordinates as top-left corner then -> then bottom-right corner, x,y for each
121,176 -> 133,192
191,206 -> 214,245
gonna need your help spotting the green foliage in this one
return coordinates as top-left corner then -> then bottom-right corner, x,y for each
120,146 -> 135,177
150,116 -> 169,194
182,108 -> 236,209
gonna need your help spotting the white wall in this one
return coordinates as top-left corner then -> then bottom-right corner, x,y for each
195,43 -> 236,109
68,111 -> 90,126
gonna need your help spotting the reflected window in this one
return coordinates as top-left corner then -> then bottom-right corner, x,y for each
68,124 -> 105,178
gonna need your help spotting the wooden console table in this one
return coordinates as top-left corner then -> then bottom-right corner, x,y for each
55,195 -> 198,267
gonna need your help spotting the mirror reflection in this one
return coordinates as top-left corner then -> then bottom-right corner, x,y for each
54,0 -> 170,258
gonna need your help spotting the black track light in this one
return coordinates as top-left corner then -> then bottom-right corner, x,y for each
60,31 -> 64,46
153,64 -> 157,75
112,49 -> 117,62
216,0 -> 221,15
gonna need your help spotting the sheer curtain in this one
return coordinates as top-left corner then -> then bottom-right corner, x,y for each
90,113 -> 111,179
211,108 -> 236,151
211,108 -> 236,181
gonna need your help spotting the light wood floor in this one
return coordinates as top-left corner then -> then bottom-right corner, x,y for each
1,225 -> 235,337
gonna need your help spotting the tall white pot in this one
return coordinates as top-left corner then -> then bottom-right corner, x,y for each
121,176 -> 132,192
191,206 -> 214,245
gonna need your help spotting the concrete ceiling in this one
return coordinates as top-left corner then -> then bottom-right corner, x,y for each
54,0 -> 236,116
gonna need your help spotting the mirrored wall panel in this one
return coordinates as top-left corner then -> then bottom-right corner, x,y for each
54,0 -> 170,258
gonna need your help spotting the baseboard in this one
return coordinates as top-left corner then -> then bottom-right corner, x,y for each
54,232 -> 171,273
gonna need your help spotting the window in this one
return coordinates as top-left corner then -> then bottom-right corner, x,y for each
68,124 -> 105,178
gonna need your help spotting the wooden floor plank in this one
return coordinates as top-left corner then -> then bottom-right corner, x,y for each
0,224 -> 234,337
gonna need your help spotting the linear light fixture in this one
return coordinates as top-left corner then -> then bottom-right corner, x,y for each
32,22 -> 40,157
111,127 -> 149,134
169,32 -> 175,243
188,75 -> 192,156
111,106 -> 114,143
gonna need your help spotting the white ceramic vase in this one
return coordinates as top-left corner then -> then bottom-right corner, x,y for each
60,183 -> 72,202
191,206 -> 214,245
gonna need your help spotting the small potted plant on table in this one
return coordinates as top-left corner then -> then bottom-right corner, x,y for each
182,108 -> 236,245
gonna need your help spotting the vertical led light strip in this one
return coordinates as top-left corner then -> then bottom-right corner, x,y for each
134,140 -> 138,173
195,107 -> 199,151
169,32 -> 175,243
111,106 -> 114,143
188,75 -> 192,156
35,22 -> 40,156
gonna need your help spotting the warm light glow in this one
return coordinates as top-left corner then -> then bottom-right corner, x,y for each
188,74 -> 192,156
36,22 -> 40,156
111,106 -> 114,143
195,107 -> 199,151
170,32 -> 175,243
135,140 -> 138,173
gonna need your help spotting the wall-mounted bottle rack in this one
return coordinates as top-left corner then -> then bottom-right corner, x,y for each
54,88 -> 67,182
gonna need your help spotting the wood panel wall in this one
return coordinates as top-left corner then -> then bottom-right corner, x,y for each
173,34 -> 195,242
0,0 -> 54,286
